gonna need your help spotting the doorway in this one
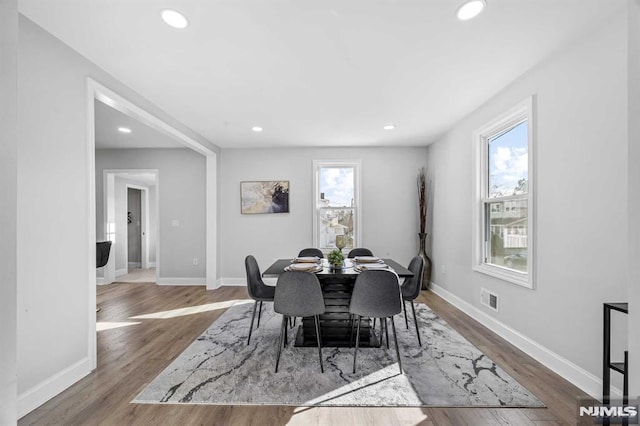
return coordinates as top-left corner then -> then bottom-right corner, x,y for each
101,171 -> 158,284
128,188 -> 142,270
87,78 -> 218,371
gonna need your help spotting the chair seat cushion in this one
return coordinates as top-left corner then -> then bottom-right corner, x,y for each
253,284 -> 275,301
401,283 -> 414,300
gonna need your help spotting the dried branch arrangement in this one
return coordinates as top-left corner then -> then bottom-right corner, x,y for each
417,167 -> 427,234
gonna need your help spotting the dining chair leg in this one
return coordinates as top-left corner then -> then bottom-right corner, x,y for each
379,317 -> 384,347
314,315 -> 324,373
257,300 -> 263,328
284,316 -> 288,347
372,318 -> 376,329
410,300 -> 422,347
349,314 -> 354,346
390,316 -> 403,374
275,315 -> 287,372
247,300 -> 258,345
384,317 -> 390,348
352,315 -> 362,373
403,300 -> 409,329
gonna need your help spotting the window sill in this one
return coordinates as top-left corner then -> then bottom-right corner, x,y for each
473,263 -> 533,289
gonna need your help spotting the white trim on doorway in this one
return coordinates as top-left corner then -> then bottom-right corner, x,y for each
86,77 -> 218,373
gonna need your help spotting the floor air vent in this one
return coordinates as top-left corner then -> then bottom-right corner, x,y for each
480,288 -> 499,312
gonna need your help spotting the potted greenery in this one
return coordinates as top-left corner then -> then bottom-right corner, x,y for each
327,249 -> 345,269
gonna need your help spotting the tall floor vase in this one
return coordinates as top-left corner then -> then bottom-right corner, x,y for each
418,233 -> 433,290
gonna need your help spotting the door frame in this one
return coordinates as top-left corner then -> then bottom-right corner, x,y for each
86,78 -> 218,371
99,171 -> 158,284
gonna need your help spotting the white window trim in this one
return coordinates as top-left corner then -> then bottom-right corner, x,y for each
312,160 -> 362,251
472,96 -> 535,289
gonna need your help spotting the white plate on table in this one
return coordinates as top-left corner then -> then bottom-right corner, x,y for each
355,263 -> 389,271
285,263 -> 322,272
354,256 -> 382,263
292,256 -> 320,263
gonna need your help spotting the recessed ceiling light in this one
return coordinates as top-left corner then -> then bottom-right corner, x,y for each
383,124 -> 396,130
161,9 -> 189,29
252,126 -> 263,132
118,127 -> 132,134
456,0 -> 486,21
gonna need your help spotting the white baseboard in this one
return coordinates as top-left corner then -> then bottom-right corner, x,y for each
96,277 -> 107,285
429,281 -> 622,400
128,262 -> 141,268
17,357 -> 91,419
217,278 -> 246,287
148,262 -> 157,268
156,277 -> 205,286
115,268 -> 127,277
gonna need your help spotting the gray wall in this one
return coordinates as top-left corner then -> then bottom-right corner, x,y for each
219,147 -> 428,280
96,149 -> 206,280
0,0 -> 18,423
426,10 -> 628,396
17,16 -> 216,416
628,0 -> 640,396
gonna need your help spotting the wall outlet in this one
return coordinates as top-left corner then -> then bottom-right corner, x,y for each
193,258 -> 199,266
441,264 -> 446,274
171,219 -> 180,227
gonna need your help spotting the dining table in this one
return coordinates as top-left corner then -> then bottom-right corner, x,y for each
262,257 -> 413,348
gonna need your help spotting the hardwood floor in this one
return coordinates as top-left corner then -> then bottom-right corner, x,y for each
19,284 -> 587,425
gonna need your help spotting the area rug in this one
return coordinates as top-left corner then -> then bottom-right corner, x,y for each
133,301 -> 544,407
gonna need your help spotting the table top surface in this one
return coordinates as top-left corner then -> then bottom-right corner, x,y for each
262,258 -> 414,278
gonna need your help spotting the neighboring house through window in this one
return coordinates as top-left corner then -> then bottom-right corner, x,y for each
313,160 -> 361,252
473,97 -> 534,288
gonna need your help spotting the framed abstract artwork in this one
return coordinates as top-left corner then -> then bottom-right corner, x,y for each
240,181 -> 290,214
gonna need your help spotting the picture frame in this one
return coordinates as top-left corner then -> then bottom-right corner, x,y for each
240,181 -> 290,214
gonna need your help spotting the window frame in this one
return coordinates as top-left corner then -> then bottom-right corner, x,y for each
312,160 -> 362,252
472,97 -> 535,289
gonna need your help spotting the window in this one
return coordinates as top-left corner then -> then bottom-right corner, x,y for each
473,97 -> 534,288
313,160 -> 361,251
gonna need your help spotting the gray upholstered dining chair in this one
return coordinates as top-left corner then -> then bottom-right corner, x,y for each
401,256 -> 424,346
274,271 -> 325,373
96,241 -> 112,268
347,248 -> 374,258
245,255 -> 275,345
298,248 -> 324,258
96,241 -> 112,313
349,270 -> 403,374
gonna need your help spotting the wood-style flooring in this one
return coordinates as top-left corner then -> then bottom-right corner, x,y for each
19,284 -> 588,425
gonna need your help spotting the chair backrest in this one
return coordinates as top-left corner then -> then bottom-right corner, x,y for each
347,248 -> 374,258
401,256 -> 424,300
298,248 -> 324,258
96,241 -> 112,268
349,270 -> 401,318
274,271 -> 325,317
245,255 -> 268,299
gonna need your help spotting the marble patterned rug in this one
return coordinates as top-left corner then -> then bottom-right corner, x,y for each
133,301 -> 544,407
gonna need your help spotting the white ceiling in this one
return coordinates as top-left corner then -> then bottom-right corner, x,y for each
20,0 -> 624,149
95,99 -> 186,149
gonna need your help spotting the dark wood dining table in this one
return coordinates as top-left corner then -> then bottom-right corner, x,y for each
263,258 -> 413,348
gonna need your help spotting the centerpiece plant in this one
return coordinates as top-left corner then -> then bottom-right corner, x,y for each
327,249 -> 345,267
